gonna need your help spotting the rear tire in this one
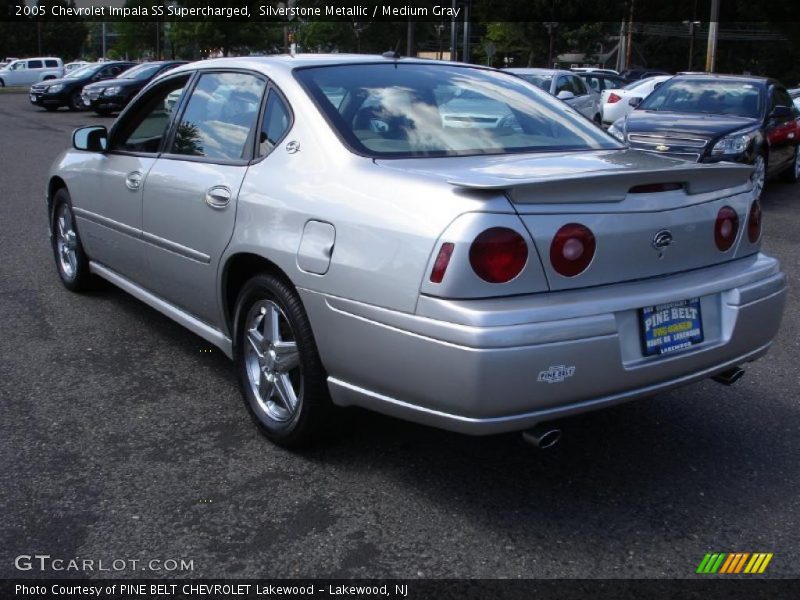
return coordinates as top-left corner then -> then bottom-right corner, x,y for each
781,145 -> 800,183
51,188 -> 92,292
233,273 -> 333,447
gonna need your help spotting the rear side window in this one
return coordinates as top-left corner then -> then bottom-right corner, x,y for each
45,60 -> 58,68
171,72 -> 266,161
28,60 -> 43,69
258,91 -> 291,157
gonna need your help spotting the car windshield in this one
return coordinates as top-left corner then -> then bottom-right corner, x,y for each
119,63 -> 162,80
66,64 -> 101,79
295,63 -> 620,158
639,79 -> 763,118
515,74 -> 552,91
623,78 -> 653,91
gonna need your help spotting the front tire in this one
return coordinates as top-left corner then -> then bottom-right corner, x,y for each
69,90 -> 84,111
781,145 -> 800,183
234,273 -> 332,447
51,189 -> 92,292
750,153 -> 767,200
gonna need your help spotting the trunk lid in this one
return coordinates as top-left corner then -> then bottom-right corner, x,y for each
377,149 -> 757,292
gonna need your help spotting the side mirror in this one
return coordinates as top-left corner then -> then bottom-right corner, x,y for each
556,90 -> 575,101
770,105 -> 791,119
628,96 -> 643,107
73,125 -> 107,152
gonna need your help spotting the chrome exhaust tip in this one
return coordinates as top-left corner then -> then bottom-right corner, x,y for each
712,366 -> 745,386
522,425 -> 562,449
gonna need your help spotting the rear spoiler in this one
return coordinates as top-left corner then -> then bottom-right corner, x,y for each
447,162 -> 754,204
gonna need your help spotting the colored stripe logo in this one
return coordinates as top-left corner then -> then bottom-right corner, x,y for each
697,553 -> 773,574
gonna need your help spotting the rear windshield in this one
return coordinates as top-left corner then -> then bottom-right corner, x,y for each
515,74 -> 552,91
295,63 -> 620,158
639,79 -> 764,118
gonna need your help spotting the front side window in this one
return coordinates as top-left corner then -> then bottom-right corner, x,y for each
111,75 -> 190,153
771,87 -> 793,112
10,61 -> 26,71
296,63 -> 620,158
171,72 -> 266,161
571,76 -> 588,95
259,91 -> 291,157
639,79 -> 764,119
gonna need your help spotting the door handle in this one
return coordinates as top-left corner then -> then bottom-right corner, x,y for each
125,171 -> 143,191
205,185 -> 232,209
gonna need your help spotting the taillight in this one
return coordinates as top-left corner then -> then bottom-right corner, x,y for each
429,242 -> 454,283
469,227 -> 528,283
714,206 -> 739,251
607,92 -> 622,104
747,201 -> 762,243
550,223 -> 596,277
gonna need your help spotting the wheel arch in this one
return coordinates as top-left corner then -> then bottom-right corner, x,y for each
47,176 -> 68,222
221,252 -> 295,340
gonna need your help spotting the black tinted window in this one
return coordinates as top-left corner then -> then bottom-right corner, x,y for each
259,91 -> 291,157
171,72 -> 266,161
28,60 -> 43,69
111,75 -> 190,153
45,60 -> 58,68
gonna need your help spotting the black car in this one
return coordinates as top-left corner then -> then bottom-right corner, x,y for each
29,62 -> 135,111
81,60 -> 187,116
620,68 -> 671,83
576,71 -> 627,94
609,74 -> 800,198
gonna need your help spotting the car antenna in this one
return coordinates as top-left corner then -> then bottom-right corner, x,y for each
382,41 -> 402,60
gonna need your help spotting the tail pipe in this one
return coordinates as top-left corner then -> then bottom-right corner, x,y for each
712,366 -> 745,386
522,424 -> 562,449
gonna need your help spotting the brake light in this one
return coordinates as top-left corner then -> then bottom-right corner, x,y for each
550,223 -> 596,277
430,242 -> 455,283
607,93 -> 622,104
715,206 -> 739,251
469,228 -> 528,283
747,201 -> 762,243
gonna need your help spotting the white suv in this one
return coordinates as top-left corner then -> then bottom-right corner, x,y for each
0,57 -> 64,87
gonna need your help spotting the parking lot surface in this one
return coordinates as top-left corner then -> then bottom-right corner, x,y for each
1,91 -> 799,579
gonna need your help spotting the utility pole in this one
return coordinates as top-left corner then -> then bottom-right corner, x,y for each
625,0 -> 634,70
705,0 -> 720,73
616,19 -> 626,72
406,19 -> 415,57
449,0 -> 457,61
101,22 -> 107,60
684,20 -> 700,70
462,0 -> 470,63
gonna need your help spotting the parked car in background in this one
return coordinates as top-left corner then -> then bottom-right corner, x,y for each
600,75 -> 673,125
82,60 -> 188,115
0,57 -> 63,87
571,67 -> 619,76
790,88 -> 800,111
576,71 -> 628,95
620,68 -> 671,83
609,74 -> 800,198
64,61 -> 90,74
506,68 -> 601,123
30,61 -> 135,111
48,55 -> 786,447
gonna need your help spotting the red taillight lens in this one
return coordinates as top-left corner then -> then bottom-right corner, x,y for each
747,201 -> 762,243
714,206 -> 739,251
608,92 -> 622,104
430,242 -> 455,283
469,228 -> 528,283
550,223 -> 596,277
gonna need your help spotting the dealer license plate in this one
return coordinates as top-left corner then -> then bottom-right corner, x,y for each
83,98 -> 91,106
640,298 -> 703,356
30,94 -> 36,102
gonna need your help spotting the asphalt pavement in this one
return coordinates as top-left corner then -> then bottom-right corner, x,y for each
1,90 -> 799,580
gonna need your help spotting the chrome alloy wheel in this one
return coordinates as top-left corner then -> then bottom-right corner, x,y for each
751,154 -> 766,199
55,203 -> 79,280
244,300 -> 303,422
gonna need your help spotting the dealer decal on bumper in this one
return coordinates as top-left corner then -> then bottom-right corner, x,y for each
538,365 -> 576,384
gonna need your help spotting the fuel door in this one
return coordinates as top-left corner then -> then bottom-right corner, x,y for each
297,220 -> 336,275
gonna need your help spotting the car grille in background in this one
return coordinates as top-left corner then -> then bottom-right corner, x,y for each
83,90 -> 101,100
628,134 -> 708,148
30,84 -> 48,93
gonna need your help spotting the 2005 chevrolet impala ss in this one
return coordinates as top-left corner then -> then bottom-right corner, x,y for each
48,55 -> 787,447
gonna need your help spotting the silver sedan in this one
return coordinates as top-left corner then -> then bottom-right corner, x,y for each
48,55 -> 786,447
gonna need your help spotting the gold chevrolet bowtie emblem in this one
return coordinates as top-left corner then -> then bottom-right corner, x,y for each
655,144 -> 670,152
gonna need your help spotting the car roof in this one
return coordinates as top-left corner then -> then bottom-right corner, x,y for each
669,73 -> 773,87
504,68 -> 571,76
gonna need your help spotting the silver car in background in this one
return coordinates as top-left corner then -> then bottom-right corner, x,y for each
505,67 -> 602,124
48,55 -> 786,447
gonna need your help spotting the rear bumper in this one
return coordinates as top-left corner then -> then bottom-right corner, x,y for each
300,253 -> 786,435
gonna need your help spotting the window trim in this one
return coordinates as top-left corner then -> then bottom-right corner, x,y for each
158,68 -> 270,167
107,70 -> 198,158
250,82 -> 295,165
